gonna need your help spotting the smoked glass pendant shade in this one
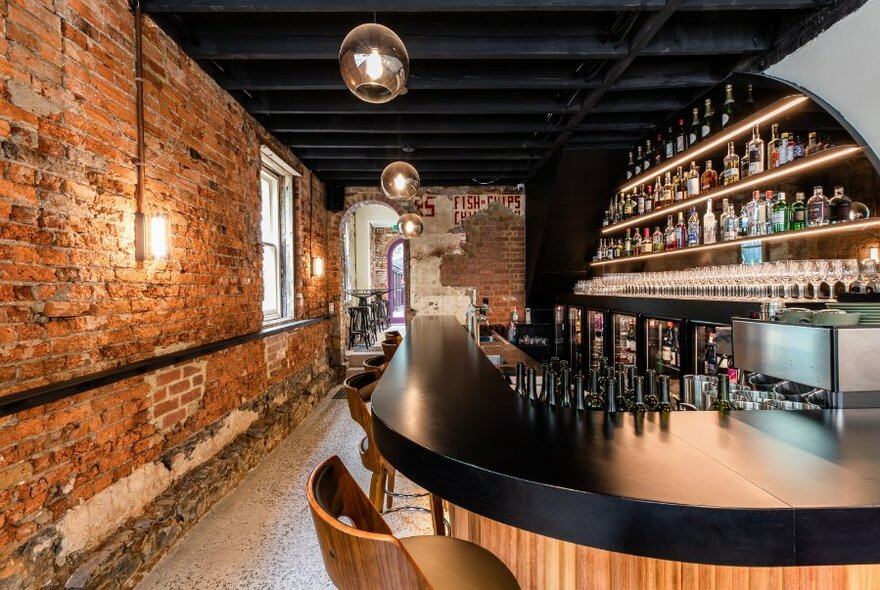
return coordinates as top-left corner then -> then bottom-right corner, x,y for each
381,161 -> 420,199
339,24 -> 409,104
397,213 -> 424,239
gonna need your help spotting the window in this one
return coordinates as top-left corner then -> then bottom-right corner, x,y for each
260,147 -> 299,323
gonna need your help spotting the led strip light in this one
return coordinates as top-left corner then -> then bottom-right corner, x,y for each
601,145 -> 863,235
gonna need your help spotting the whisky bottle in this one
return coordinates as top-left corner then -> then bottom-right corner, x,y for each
675,118 -> 686,153
664,215 -> 676,250
772,192 -> 789,233
722,142 -> 740,186
652,176 -> 662,209
626,150 -> 636,179
637,186 -> 646,216
632,227 -> 642,255
624,190 -> 635,218
675,211 -> 687,249
703,199 -> 717,245
689,107 -> 700,147
829,186 -> 852,223
701,160 -> 718,192
624,228 -> 633,257
790,192 -> 807,229
643,140 -> 653,172
641,228 -> 653,254
805,132 -> 821,157
673,166 -> 685,202
767,123 -> 781,169
686,161 -> 701,197
665,126 -> 675,159
747,124 -> 765,176
721,84 -> 736,128
701,98 -> 714,139
778,133 -> 789,166
635,146 -> 643,175
652,226 -> 664,252
807,186 -> 830,227
687,206 -> 701,247
740,141 -> 750,180
645,184 -> 654,213
662,172 -> 673,208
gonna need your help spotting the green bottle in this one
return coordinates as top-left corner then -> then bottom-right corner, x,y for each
711,374 -> 735,412
772,191 -> 790,233
631,376 -> 648,413
657,376 -> 674,412
790,192 -> 807,230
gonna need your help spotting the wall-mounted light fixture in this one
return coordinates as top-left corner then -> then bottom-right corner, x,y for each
312,255 -> 325,277
150,213 -> 170,260
869,246 -> 880,262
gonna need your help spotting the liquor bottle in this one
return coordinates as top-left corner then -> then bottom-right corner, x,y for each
772,191 -> 789,233
642,370 -> 658,410
721,84 -> 736,128
645,184 -> 654,213
632,227 -> 642,255
637,186 -> 646,216
752,190 -> 766,236
687,206 -> 701,247
675,211 -> 687,249
652,226 -> 664,252
790,192 -> 807,230
662,172 -> 673,207
635,146 -> 643,175
657,375 -> 674,412
673,167 -> 685,202
686,161 -> 701,197
807,186 -> 830,227
710,374 -> 734,412
624,228 -> 633,257
675,118 -> 686,153
631,377 -> 648,413
643,140 -> 653,172
664,215 -> 676,250
701,160 -> 718,192
574,373 -> 586,411
721,198 -> 738,241
778,133 -> 789,166
740,141 -> 750,180
805,132 -> 821,157
665,126 -> 675,159
689,107 -> 700,147
703,199 -> 717,245
654,132 -> 664,167
653,175 -> 662,205
701,98 -> 714,139
743,84 -> 755,115
641,227 -> 653,254
704,332 -> 718,375
768,123 -> 781,169
624,190 -> 635,219
763,191 -> 775,235
613,239 -> 623,259
738,204 -> 750,237
747,124 -> 765,176
626,151 -> 636,179
793,135 -> 806,160
830,186 -> 852,223
785,132 -> 796,163
722,142 -> 740,186
661,327 -> 673,363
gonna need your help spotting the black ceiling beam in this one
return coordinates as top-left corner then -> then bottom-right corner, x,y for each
212,61 -> 605,91
528,0 -> 687,179
294,148 -> 545,161
263,114 -> 556,134
142,0 -> 818,11
306,160 -> 530,173
280,135 -> 547,149
243,90 -> 581,115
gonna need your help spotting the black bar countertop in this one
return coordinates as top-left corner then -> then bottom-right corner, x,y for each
371,315 -> 880,567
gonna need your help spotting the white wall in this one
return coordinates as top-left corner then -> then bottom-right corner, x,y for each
352,204 -> 397,290
766,0 -> 880,161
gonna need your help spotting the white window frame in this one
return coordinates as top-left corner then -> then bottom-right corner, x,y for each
260,146 -> 300,324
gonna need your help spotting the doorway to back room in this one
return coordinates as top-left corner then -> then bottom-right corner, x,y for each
387,238 -> 405,324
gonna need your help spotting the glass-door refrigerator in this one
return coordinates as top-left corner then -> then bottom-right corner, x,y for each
553,305 -> 566,358
690,321 -> 734,379
612,313 -> 638,368
566,306 -> 584,372
585,309 -> 606,371
645,317 -> 682,399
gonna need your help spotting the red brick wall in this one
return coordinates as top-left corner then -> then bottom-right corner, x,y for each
0,0 -> 342,583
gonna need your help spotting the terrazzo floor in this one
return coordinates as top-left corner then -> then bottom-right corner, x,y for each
136,386 -> 433,590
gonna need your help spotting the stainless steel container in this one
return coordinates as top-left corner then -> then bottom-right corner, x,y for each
683,375 -> 718,410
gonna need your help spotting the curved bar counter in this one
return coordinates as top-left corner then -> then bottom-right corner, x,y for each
372,315 -> 880,585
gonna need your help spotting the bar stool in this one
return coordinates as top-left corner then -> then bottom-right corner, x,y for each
363,354 -> 387,376
342,373 -> 446,535
382,339 -> 399,363
308,456 -> 520,590
385,330 -> 403,345
347,306 -> 373,349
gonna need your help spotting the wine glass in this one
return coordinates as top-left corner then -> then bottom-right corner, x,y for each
840,259 -> 860,295
859,259 -> 878,293
826,259 -> 844,301
806,260 -> 827,300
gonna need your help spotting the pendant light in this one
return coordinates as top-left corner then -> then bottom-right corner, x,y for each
339,22 -> 408,104
381,161 -> 420,200
397,212 -> 424,239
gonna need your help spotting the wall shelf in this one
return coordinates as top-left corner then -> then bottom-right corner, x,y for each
602,145 -> 863,236
591,217 -> 880,268
618,94 -> 809,193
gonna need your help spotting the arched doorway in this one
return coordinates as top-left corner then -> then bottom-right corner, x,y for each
386,238 -> 405,324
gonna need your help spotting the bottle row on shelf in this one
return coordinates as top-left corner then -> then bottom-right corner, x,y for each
607,123 -> 832,227
595,184 -> 870,261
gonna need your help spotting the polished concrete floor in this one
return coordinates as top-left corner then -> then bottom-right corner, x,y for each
136,386 -> 432,590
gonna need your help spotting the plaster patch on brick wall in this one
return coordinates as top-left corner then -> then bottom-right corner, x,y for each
55,407 -> 258,560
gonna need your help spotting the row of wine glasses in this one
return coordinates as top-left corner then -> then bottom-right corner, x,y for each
575,259 -> 878,301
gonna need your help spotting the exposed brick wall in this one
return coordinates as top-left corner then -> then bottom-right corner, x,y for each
0,1 -> 344,587
369,226 -> 398,289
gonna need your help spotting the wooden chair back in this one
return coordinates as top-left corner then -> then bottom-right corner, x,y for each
308,456 -> 431,590
382,340 -> 399,363
342,372 -> 383,475
362,354 -> 387,376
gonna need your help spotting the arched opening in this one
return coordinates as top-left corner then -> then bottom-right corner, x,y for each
386,238 -> 406,324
